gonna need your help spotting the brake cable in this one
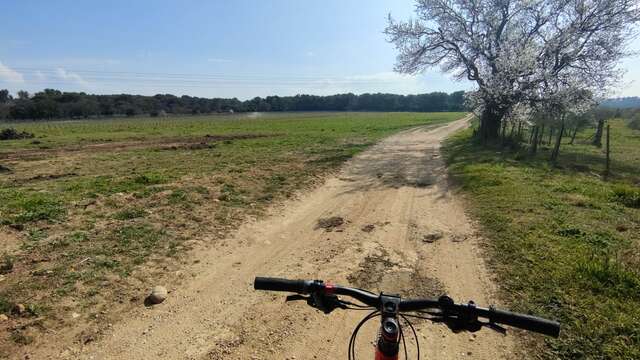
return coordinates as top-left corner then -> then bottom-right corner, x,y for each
348,310 -> 380,360
400,314 -> 420,360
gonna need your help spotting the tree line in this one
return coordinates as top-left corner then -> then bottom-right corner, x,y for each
0,89 -> 466,121
601,97 -> 640,109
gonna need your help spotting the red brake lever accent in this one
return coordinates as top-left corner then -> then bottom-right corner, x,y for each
324,282 -> 336,295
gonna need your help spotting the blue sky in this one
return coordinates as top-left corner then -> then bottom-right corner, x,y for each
1,0 -> 639,99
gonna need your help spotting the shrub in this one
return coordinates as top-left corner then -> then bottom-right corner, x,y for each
0,128 -> 34,141
628,117 -> 640,130
611,184 -> 640,208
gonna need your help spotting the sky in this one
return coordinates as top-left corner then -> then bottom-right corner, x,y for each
1,0 -> 639,100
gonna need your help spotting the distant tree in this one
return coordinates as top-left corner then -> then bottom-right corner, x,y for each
566,113 -> 593,145
629,113 -> 640,130
0,89 -> 11,104
601,97 -> 640,108
17,90 -> 29,100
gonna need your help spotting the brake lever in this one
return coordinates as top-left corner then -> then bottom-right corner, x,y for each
483,321 -> 507,335
285,293 -> 346,314
286,294 -> 308,302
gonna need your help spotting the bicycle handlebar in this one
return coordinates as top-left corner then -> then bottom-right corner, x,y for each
254,277 -> 312,293
254,277 -> 560,338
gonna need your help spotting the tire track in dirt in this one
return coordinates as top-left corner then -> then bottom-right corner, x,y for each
34,115 -> 519,359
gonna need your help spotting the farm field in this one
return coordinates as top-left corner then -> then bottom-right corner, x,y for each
444,119 -> 640,359
0,111 -> 463,356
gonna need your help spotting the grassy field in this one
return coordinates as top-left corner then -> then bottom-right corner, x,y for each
444,119 -> 640,359
0,111 -> 463,354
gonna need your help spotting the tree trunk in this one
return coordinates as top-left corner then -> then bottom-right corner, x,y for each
478,104 -> 504,143
538,124 -> 545,146
548,127 -> 554,145
569,126 -> 578,145
593,119 -> 604,147
528,125 -> 535,144
517,121 -> 523,139
550,120 -> 565,163
530,126 -> 539,155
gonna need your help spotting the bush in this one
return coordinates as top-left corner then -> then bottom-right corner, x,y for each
611,184 -> 640,208
628,117 -> 640,130
0,128 -> 34,141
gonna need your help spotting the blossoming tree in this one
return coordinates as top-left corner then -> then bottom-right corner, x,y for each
385,0 -> 640,142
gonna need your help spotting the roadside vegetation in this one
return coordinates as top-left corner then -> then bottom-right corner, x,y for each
0,111 -> 463,356
444,119 -> 640,359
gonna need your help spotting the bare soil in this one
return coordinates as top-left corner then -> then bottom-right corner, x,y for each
0,134 -> 270,161
24,116 -> 519,359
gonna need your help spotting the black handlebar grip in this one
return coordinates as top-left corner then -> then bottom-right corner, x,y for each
254,277 -> 309,294
489,308 -> 560,338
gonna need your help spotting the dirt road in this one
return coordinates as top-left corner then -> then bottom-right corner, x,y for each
65,116 -> 516,359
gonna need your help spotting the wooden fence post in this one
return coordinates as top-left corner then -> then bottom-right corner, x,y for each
604,123 -> 611,178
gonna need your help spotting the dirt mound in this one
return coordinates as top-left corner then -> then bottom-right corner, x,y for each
347,249 -> 445,298
315,216 -> 345,231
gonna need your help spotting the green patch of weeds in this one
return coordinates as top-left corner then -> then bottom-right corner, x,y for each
133,186 -> 166,199
217,183 -> 246,205
611,184 -> 640,208
113,208 -> 147,220
0,254 -> 14,274
133,172 -> 168,185
0,294 -> 12,314
10,331 -> 33,345
66,231 -> 89,243
93,256 -> 120,270
25,303 -> 45,317
168,189 -> 189,204
575,257 -> 640,300
2,192 -> 66,224
112,224 -> 165,263
191,186 -> 209,195
25,228 -> 48,246
65,173 -> 170,198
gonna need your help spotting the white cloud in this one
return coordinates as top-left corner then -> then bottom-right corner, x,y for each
0,61 -> 25,83
55,68 -> 89,86
59,57 -> 121,66
34,71 -> 46,81
301,71 -> 429,95
207,58 -> 232,63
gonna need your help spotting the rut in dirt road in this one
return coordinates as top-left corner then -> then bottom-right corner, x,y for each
42,115 -> 520,359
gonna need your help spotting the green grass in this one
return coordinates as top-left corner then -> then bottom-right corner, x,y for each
113,208 -> 147,220
444,119 -> 640,359
0,112 -> 463,351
